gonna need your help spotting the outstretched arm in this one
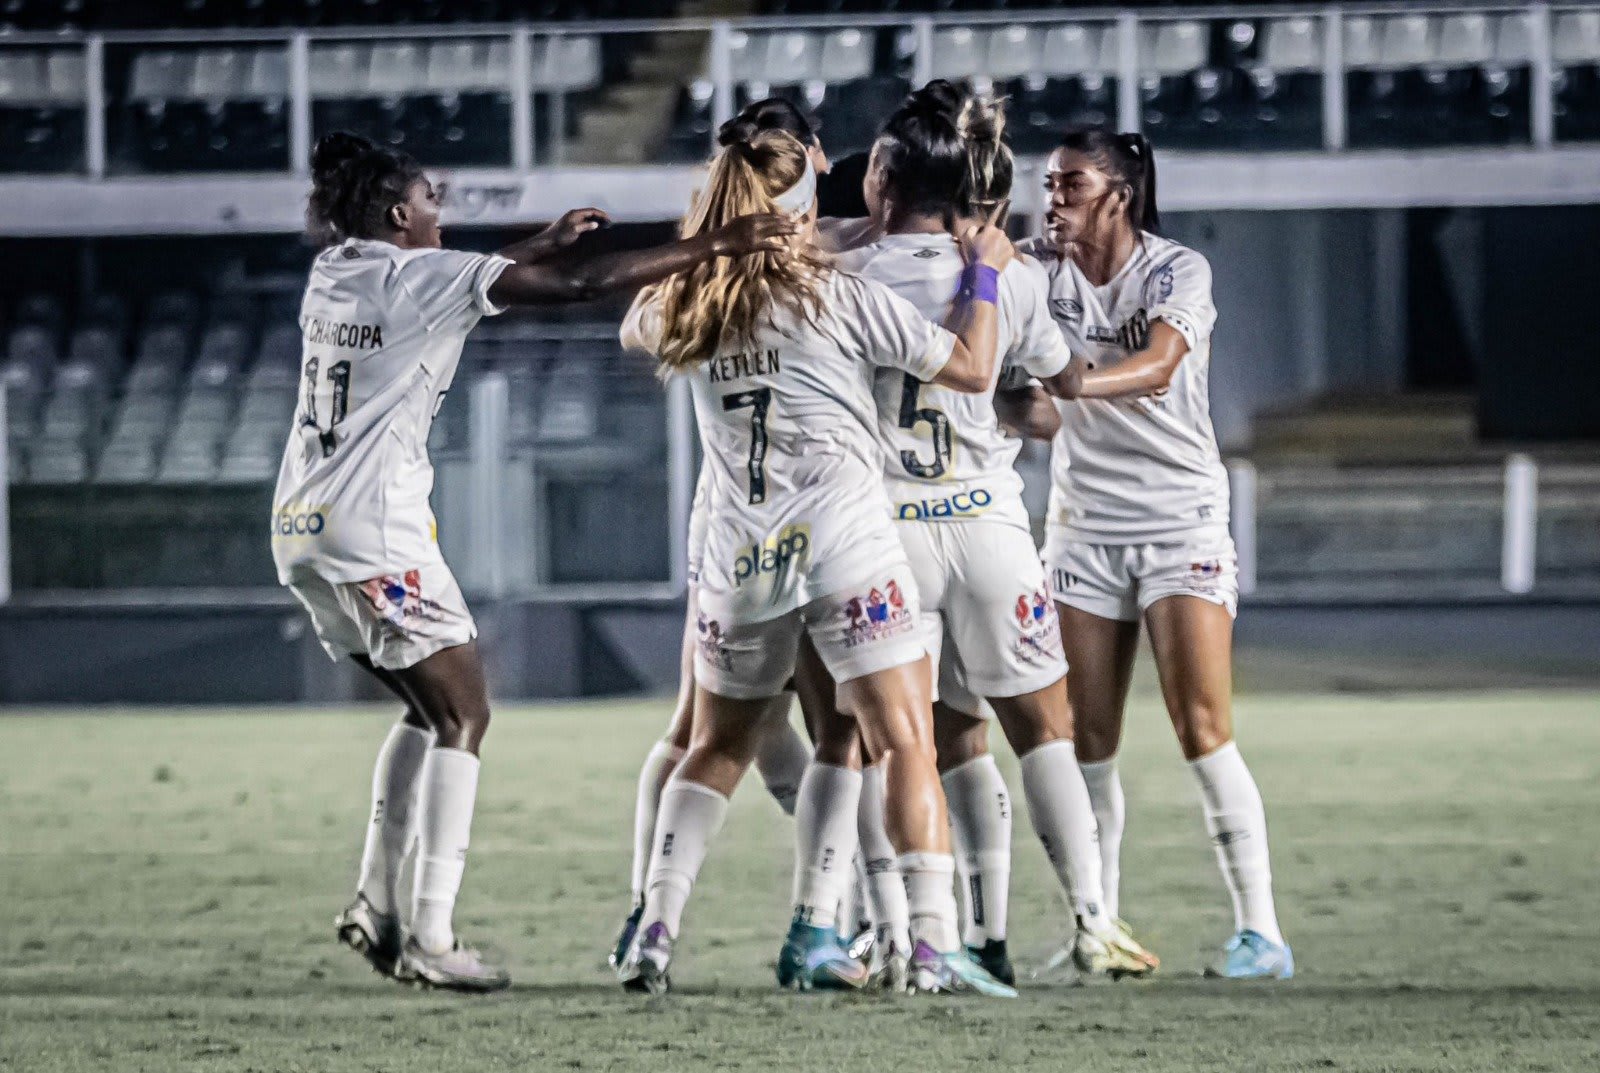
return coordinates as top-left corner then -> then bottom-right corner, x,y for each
1041,321 -> 1188,401
497,208 -> 608,265
486,214 -> 797,307
994,384 -> 1061,439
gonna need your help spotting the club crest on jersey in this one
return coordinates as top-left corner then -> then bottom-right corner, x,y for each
841,580 -> 913,648
696,611 -> 734,671
1144,262 -> 1176,305
1050,297 -> 1083,323
896,488 -> 992,521
1086,308 -> 1150,351
359,569 -> 442,632
732,525 -> 811,587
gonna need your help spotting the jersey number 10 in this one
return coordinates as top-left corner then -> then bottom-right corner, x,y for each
301,356 -> 352,458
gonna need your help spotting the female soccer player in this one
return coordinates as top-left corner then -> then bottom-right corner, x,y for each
1027,128 -> 1293,979
608,98 -> 840,974
799,82 -> 1157,989
277,131 -> 794,992
615,126 -> 1017,997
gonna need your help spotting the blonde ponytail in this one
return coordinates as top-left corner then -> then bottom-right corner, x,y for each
648,130 -> 829,372
956,92 -> 1013,218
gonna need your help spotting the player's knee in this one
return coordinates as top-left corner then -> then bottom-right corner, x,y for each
431,699 -> 491,752
933,713 -> 986,773
1172,702 -> 1231,760
1075,719 -> 1120,764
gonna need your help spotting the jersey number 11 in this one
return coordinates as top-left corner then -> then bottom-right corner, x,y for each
301,356 -> 352,458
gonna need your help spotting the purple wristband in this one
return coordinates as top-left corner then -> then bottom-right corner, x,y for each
961,263 -> 1001,305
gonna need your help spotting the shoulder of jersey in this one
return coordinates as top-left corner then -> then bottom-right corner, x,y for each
1014,236 -> 1057,263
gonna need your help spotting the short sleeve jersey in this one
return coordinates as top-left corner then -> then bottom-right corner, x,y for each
271,237 -> 513,582
1020,232 -> 1228,543
623,269 -> 956,624
834,233 -> 1072,531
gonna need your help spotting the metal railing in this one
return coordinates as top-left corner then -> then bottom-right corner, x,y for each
1,1 -> 1596,178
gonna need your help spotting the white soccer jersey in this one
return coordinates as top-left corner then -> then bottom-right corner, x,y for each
835,232 -> 1072,531
271,237 -> 513,583
623,269 -> 956,624
1022,232 -> 1228,544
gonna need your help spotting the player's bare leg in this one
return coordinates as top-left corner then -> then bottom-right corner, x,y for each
840,659 -> 1015,997
989,678 -> 1157,979
1056,604 -> 1160,967
376,641 -> 508,992
620,686 -> 778,993
932,702 -> 1015,984
1145,596 -> 1292,979
335,658 -> 431,978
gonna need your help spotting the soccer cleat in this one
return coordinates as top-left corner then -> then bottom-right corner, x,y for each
907,940 -> 1018,998
1206,930 -> 1294,980
1075,917 -> 1160,979
776,918 -> 870,991
846,923 -> 876,964
608,904 -> 644,971
868,936 -> 911,993
334,894 -> 403,977
966,938 -> 1016,987
617,920 -> 673,994
397,936 -> 511,993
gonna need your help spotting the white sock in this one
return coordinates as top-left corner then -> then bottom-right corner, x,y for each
857,764 -> 911,951
642,780 -> 729,939
1019,740 -> 1113,933
940,754 -> 1012,946
754,712 -> 810,816
899,852 -> 961,953
411,747 -> 481,955
792,763 -> 862,929
1189,741 -> 1284,946
355,721 -> 433,916
630,741 -> 684,906
1079,757 -> 1126,921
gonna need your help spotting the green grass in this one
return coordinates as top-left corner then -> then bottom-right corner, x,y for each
2,691 -> 1598,1072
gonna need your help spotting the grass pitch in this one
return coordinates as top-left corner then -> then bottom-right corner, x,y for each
1,691 -> 1597,1072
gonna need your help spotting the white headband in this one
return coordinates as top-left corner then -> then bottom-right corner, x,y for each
772,154 -> 817,215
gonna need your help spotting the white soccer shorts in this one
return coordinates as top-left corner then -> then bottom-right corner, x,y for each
693,565 -> 928,700
1042,528 -> 1240,623
287,555 -> 478,671
897,518 -> 1067,717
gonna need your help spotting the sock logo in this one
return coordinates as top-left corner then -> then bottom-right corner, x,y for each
969,875 -> 986,927
661,833 -> 676,858
820,847 -> 836,874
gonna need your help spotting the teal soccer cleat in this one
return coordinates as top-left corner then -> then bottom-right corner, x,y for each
776,917 -> 870,991
907,941 -> 1018,998
608,904 -> 643,971
1206,930 -> 1295,980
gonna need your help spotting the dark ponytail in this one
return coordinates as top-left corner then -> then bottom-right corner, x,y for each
717,97 -> 820,150
872,79 -> 971,218
306,131 -> 425,246
1058,126 -> 1161,235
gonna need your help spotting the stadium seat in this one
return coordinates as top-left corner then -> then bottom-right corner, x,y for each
0,47 -> 86,173
1248,16 -> 1323,150
819,28 -> 873,84
1554,11 -> 1600,142
985,25 -> 1042,84
1010,23 -> 1118,154
930,27 -> 985,85
1348,14 -> 1439,147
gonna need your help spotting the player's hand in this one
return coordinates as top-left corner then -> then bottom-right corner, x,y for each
544,208 -> 608,248
711,213 -> 801,258
960,200 -> 1014,271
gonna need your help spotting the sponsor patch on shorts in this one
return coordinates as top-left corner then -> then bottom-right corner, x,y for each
840,580 -> 915,649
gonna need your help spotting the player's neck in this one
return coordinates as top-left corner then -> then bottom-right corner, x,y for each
881,208 -> 947,237
1072,229 -> 1139,287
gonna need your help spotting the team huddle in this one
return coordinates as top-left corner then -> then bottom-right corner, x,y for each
273,80 -> 1292,996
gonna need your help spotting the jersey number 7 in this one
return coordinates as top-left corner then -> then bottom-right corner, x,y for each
721,387 -> 771,505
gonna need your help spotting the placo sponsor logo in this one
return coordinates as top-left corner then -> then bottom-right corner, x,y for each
732,525 -> 810,587
272,503 -> 330,537
895,488 -> 992,521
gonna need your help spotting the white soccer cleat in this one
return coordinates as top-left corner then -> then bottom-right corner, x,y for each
334,894 -> 403,978
1072,917 -> 1160,979
397,935 -> 511,993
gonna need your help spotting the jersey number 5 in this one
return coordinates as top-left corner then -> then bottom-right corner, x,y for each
301,356 -> 352,458
721,387 -> 771,505
897,373 -> 951,479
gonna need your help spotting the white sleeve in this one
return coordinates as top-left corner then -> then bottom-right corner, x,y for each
839,274 -> 956,382
1144,249 -> 1217,351
395,248 -> 515,331
1005,257 -> 1072,380
619,287 -> 664,355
